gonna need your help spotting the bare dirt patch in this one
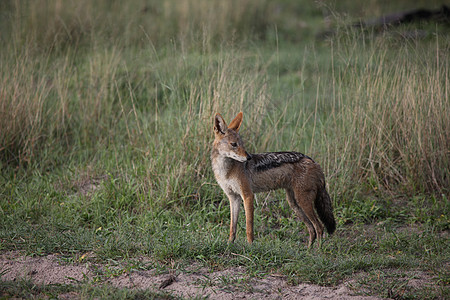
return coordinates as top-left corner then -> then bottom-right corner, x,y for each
0,251 -> 384,299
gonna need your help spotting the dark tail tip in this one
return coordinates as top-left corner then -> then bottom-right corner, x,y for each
315,187 -> 336,234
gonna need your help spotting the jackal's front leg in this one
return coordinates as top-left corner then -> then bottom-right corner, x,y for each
242,191 -> 254,244
228,193 -> 241,243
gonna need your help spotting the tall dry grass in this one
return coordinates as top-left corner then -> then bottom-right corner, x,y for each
324,33 -> 449,195
1,0 -> 274,52
0,51 -> 49,164
0,0 -> 275,166
0,44 -> 124,165
0,0 -> 447,200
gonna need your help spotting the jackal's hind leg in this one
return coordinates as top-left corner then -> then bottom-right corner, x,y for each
293,188 -> 324,247
286,188 -> 316,247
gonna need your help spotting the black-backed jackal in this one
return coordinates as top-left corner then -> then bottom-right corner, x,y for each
211,112 -> 336,247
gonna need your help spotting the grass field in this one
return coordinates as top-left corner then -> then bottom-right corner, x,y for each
1,0 -> 449,298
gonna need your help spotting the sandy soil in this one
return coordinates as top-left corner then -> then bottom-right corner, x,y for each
0,251 -> 384,299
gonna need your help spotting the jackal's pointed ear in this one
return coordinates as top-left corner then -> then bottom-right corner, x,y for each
228,112 -> 243,132
214,113 -> 227,135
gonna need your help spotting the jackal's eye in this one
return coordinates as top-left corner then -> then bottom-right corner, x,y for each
230,142 -> 238,148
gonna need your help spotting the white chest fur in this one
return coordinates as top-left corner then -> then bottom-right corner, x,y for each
212,157 -> 242,195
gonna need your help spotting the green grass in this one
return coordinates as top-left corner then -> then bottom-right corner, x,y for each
1,0 -> 449,298
0,279 -> 180,299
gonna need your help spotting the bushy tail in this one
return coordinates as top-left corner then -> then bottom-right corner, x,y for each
314,184 -> 336,234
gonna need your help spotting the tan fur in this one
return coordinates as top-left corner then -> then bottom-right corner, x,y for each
211,112 -> 336,247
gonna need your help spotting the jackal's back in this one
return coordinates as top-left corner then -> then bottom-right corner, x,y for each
248,152 -> 312,172
244,151 -> 316,193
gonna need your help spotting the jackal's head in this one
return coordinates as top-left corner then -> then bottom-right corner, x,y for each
213,112 -> 252,162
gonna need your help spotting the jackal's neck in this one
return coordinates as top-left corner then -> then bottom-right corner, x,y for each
211,149 -> 242,178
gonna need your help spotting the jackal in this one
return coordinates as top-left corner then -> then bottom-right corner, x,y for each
211,112 -> 336,247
